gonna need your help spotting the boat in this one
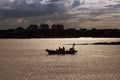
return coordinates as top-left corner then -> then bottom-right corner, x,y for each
46,44 -> 77,55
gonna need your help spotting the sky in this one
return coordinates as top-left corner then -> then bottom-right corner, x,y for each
0,0 -> 120,29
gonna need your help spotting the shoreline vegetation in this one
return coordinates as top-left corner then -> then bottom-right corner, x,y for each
0,24 -> 120,38
65,41 -> 120,45
93,41 -> 120,45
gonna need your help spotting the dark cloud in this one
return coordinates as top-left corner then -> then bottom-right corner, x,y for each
106,3 -> 120,8
0,0 -> 82,18
71,0 -> 80,8
115,0 -> 120,3
0,0 -> 66,18
0,4 -> 64,17
83,7 -> 120,17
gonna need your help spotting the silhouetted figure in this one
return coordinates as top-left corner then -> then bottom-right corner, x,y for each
63,46 -> 65,51
59,46 -> 61,51
69,44 -> 75,51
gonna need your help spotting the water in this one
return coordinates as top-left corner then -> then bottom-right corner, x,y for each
0,38 -> 120,80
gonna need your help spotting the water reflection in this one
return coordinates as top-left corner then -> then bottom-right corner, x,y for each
0,38 -> 120,80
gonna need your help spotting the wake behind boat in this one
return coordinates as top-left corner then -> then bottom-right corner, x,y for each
46,44 -> 77,55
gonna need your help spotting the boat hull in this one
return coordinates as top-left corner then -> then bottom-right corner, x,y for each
46,49 -> 77,55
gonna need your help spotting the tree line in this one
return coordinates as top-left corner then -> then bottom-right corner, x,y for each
0,24 -> 120,38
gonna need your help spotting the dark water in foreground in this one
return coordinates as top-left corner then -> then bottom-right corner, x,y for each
0,38 -> 120,80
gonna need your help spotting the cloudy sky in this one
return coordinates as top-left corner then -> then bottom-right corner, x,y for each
0,0 -> 120,29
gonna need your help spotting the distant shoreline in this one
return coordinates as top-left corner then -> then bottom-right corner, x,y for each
93,41 -> 120,45
0,24 -> 120,38
65,41 -> 120,45
0,37 -> 120,39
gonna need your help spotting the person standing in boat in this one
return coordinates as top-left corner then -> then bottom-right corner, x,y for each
69,44 -> 75,51
72,44 -> 75,50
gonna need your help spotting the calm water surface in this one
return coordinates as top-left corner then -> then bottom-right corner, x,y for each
0,38 -> 120,80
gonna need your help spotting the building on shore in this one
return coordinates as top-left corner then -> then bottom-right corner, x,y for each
51,24 -> 64,31
39,24 -> 49,30
26,24 -> 38,31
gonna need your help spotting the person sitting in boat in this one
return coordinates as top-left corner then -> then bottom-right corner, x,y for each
63,46 -> 65,51
59,46 -> 61,51
58,46 -> 65,51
